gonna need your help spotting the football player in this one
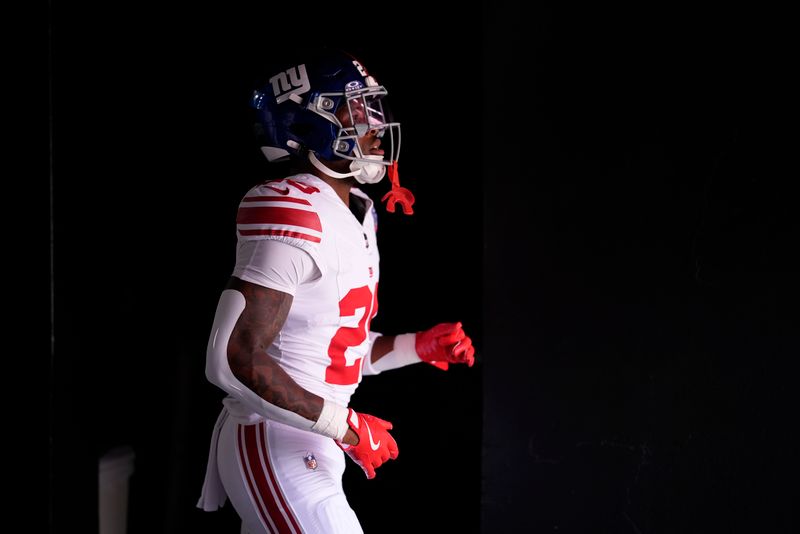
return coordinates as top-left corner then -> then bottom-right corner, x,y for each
196,47 -> 475,534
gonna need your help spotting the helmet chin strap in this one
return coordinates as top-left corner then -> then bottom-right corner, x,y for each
308,152 -> 386,184
308,151 -> 359,179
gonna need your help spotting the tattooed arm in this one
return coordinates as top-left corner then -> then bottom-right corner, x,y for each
223,277 -> 359,445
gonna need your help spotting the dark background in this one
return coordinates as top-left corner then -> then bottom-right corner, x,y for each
480,3 -> 797,534
49,2 -> 481,533
48,2 -> 796,534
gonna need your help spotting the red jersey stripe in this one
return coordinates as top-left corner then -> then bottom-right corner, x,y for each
242,196 -> 311,205
237,206 -> 322,231
238,228 -> 322,243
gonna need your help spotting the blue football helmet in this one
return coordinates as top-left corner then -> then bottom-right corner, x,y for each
251,48 -> 401,170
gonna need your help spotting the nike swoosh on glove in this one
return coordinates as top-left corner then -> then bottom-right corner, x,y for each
415,322 -> 475,370
337,409 -> 399,479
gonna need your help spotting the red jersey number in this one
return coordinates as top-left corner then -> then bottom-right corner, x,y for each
326,285 -> 378,385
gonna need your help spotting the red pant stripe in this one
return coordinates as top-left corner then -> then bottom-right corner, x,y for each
237,424 -> 278,533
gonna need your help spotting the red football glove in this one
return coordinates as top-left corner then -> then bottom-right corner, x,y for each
415,322 -> 475,370
337,409 -> 399,479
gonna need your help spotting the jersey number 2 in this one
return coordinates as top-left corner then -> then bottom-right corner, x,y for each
326,285 -> 378,385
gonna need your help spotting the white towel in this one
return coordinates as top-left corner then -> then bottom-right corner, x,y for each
196,407 -> 230,511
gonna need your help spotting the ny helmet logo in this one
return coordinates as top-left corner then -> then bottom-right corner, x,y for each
270,64 -> 310,104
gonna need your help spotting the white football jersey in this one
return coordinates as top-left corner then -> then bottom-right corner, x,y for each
231,173 -> 380,410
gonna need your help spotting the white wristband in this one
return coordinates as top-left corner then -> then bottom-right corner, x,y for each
369,333 -> 421,374
360,331 -> 384,376
310,400 -> 350,441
